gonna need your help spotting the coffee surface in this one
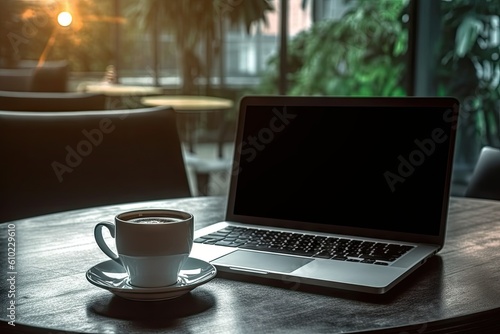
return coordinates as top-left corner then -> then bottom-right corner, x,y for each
128,217 -> 181,224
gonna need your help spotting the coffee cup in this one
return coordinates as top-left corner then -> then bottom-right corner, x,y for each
94,209 -> 194,288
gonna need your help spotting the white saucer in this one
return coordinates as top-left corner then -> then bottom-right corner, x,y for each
86,257 -> 217,301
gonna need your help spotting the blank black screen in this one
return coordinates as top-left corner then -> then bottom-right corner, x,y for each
232,105 -> 457,236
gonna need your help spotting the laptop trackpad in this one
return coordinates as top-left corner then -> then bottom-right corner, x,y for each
213,250 -> 313,273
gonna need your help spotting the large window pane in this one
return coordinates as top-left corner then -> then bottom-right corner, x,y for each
3,0 -> 497,197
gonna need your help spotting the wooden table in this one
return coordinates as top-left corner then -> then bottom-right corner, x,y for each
1,196 -> 500,333
141,95 -> 234,113
84,83 -> 163,109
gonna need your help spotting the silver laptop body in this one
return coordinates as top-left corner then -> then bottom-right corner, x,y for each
191,95 -> 460,294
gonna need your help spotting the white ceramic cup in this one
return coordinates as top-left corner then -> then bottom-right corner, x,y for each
94,209 -> 194,288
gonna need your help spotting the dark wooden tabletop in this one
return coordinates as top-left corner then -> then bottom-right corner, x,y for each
1,196 -> 500,334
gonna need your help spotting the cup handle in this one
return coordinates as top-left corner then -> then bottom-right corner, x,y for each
94,222 -> 121,265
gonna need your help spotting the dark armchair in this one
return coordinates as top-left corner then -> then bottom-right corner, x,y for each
0,106 -> 192,222
0,90 -> 107,111
0,60 -> 69,92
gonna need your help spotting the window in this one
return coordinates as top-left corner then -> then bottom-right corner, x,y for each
1,0 -> 498,196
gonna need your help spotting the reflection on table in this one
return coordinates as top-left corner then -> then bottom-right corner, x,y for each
1,196 -> 500,333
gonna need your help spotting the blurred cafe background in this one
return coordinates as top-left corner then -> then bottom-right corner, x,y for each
1,0 -> 499,197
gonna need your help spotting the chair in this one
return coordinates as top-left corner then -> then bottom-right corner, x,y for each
182,111 -> 236,196
0,68 -> 33,91
0,90 -> 107,111
0,106 -> 192,222
464,146 -> 500,200
0,60 -> 69,92
184,151 -> 233,196
29,60 -> 69,92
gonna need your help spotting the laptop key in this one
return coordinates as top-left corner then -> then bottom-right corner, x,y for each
361,259 -> 376,264
208,232 -> 229,238
312,250 -> 332,259
360,254 -> 396,262
214,240 -> 233,246
374,262 -> 389,266
194,236 -> 224,243
194,237 -> 208,243
215,240 -> 242,247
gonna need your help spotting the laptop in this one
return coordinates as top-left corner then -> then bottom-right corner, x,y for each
190,95 -> 460,294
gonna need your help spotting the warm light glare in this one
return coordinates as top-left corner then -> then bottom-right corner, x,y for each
57,11 -> 73,27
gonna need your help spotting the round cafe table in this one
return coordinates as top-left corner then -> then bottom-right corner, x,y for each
84,83 -> 163,97
1,196 -> 500,333
141,95 -> 234,113
84,83 -> 163,109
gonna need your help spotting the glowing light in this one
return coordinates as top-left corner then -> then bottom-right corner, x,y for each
57,11 -> 73,27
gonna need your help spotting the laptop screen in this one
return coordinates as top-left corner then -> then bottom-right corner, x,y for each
228,96 -> 459,241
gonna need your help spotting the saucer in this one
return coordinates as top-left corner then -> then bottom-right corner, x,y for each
86,257 -> 217,301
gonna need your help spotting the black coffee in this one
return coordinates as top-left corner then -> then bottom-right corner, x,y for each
129,217 -> 181,224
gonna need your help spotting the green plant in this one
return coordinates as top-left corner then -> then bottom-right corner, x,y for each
254,0 -> 409,96
438,0 -> 500,162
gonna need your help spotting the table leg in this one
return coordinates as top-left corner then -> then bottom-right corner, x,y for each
196,172 -> 210,196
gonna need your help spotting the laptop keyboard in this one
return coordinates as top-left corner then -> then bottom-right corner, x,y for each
194,226 -> 415,265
